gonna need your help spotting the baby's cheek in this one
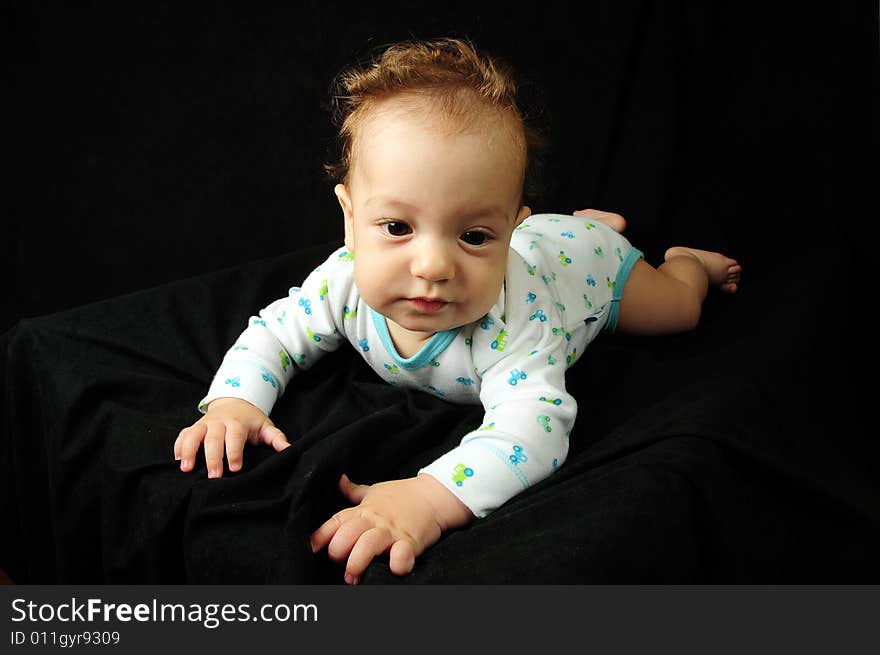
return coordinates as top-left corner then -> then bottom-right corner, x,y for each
467,272 -> 505,319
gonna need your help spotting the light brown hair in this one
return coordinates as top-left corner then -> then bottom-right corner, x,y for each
324,37 -> 546,201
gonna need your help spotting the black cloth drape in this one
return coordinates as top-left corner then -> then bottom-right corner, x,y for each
2,235 -> 877,583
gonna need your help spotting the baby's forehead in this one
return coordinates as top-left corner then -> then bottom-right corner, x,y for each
365,91 -> 520,138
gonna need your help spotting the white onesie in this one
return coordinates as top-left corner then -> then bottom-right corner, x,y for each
200,214 -> 642,517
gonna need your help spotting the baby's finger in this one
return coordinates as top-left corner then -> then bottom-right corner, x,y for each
176,423 -> 207,472
310,510 -> 350,553
338,474 -> 369,505
326,515 -> 374,563
255,423 -> 290,452
389,539 -> 417,576
203,421 -> 227,478
345,527 -> 394,585
173,431 -> 183,461
224,423 -> 249,473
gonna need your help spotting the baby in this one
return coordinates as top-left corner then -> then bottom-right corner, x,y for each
174,38 -> 741,584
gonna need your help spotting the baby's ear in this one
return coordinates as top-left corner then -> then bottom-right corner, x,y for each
335,184 -> 355,251
334,183 -> 353,218
516,205 -> 532,226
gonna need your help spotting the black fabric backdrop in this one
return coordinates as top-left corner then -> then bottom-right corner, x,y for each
4,2 -> 877,583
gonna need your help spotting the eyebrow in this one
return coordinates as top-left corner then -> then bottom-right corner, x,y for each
363,197 -> 418,212
364,197 -> 507,221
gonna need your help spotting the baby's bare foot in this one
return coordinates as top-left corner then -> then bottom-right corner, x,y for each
572,208 -> 626,234
665,246 -> 742,293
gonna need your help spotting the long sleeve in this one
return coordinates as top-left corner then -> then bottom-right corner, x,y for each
418,307 -> 575,517
417,239 -> 579,518
417,214 -> 642,517
199,247 -> 357,416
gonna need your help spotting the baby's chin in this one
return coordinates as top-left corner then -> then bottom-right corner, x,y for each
366,293 -> 496,332
387,308 -> 482,335
390,315 -> 461,335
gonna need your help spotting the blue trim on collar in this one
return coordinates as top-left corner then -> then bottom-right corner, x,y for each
369,307 -> 461,370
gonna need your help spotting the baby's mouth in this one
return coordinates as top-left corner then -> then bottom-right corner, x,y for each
407,297 -> 449,313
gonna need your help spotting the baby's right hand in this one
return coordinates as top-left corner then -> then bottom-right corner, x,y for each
174,397 -> 290,478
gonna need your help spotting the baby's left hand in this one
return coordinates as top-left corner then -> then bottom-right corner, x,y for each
310,474 -> 473,585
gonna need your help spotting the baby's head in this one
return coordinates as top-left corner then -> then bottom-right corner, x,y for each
325,38 -> 543,346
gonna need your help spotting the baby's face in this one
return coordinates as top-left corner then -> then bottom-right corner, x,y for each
335,99 -> 529,348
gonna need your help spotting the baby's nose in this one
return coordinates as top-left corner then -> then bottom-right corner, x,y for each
410,246 -> 455,282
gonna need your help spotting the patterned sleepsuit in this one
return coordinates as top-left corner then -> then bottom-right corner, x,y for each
200,214 -> 643,517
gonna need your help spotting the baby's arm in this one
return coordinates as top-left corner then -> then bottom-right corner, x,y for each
419,323 -> 575,518
309,473 -> 473,585
175,248 -> 354,476
310,311 -> 573,583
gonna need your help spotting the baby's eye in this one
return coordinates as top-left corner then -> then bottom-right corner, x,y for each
461,231 -> 488,246
383,222 -> 412,237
